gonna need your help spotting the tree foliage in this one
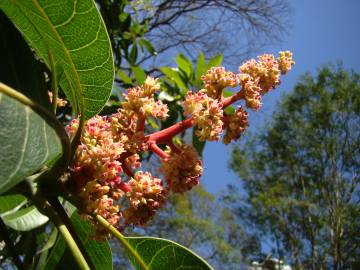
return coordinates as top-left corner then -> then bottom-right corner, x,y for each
96,0 -> 291,72
230,65 -> 360,270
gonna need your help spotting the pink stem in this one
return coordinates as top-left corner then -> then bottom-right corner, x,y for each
148,142 -> 169,159
145,89 -> 244,149
122,161 -> 134,178
168,142 -> 181,154
146,118 -> 193,144
221,90 -> 244,108
136,115 -> 145,132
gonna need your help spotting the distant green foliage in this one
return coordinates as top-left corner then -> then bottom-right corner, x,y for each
230,65 -> 360,269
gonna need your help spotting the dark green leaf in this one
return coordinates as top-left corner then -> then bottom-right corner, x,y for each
125,236 -> 214,270
139,39 -> 156,55
0,92 -> 63,193
2,205 -> 48,231
45,212 -> 112,270
0,11 -> 50,111
193,128 -> 206,156
0,0 -> 115,119
35,229 -> 58,270
130,44 -> 138,64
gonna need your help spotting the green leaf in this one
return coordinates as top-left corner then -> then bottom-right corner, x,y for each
35,229 -> 58,270
207,54 -> 223,68
160,67 -> 188,90
69,213 -> 112,270
43,232 -> 67,270
139,38 -> 156,55
0,194 -> 27,214
2,205 -> 49,231
0,11 -> 50,111
0,0 -> 115,119
223,89 -> 233,98
0,91 -> 64,193
45,212 -> 112,270
118,70 -> 133,84
224,105 -> 235,115
196,52 -> 207,83
146,118 -> 159,129
131,66 -> 147,85
176,54 -> 193,79
125,236 -> 214,270
130,44 -> 138,64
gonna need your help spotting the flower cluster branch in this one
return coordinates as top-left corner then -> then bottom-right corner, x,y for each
65,51 -> 294,235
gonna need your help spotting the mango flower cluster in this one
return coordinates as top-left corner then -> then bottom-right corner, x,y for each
66,51 -> 294,234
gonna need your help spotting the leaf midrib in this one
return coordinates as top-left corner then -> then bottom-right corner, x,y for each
13,0 -> 84,116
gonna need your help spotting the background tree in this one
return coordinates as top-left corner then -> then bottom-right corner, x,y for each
96,0 -> 291,75
229,65 -> 360,270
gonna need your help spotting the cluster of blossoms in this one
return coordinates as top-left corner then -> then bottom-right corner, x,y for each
48,91 -> 68,107
66,51 -> 294,234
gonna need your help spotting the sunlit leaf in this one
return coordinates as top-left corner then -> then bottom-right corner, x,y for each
207,54 -> 223,68
131,66 -> 147,85
160,67 -> 188,90
125,236 -> 214,270
0,194 -> 27,214
2,205 -> 48,231
196,52 -> 207,83
176,54 -> 193,79
0,0 -> 115,119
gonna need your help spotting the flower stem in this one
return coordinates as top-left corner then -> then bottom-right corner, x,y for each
95,215 -> 150,270
147,117 -> 193,144
148,142 -> 169,159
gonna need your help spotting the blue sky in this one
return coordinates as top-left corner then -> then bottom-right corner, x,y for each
203,0 -> 360,193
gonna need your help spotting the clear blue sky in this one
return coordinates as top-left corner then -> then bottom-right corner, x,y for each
203,0 -> 360,193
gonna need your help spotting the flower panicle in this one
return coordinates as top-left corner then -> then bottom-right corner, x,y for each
65,50 -> 294,235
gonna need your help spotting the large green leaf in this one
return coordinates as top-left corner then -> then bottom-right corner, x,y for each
0,90 -> 65,193
125,236 -> 214,270
45,212 -> 112,270
0,0 -> 114,119
2,205 -> 49,231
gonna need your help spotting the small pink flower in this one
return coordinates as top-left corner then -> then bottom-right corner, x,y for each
201,67 -> 238,98
161,144 -> 203,193
223,107 -> 249,144
183,92 -> 223,141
